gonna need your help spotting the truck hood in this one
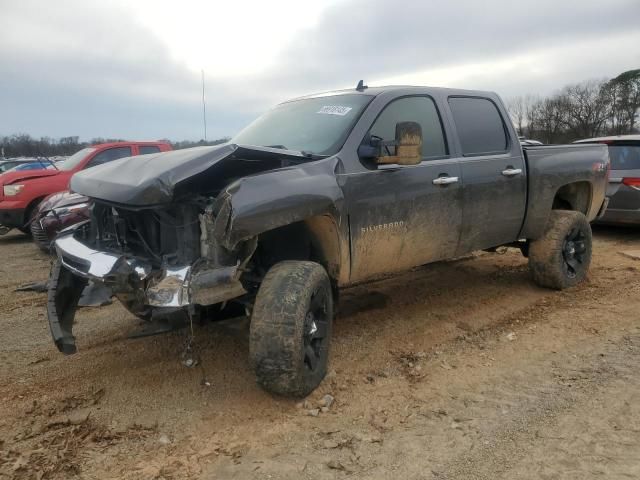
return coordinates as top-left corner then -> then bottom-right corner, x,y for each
70,143 -> 314,206
0,168 -> 60,185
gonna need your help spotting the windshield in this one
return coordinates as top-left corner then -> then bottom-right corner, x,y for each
233,94 -> 373,156
609,144 -> 640,170
12,162 -> 47,171
58,147 -> 96,171
0,162 -> 19,172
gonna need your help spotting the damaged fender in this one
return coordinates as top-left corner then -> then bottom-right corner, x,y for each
210,157 -> 345,250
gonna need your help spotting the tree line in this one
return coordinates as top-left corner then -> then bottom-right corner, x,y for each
507,68 -> 639,144
0,135 -> 229,158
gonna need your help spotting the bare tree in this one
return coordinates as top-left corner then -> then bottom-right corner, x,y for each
523,94 -> 540,139
605,69 -> 640,133
506,96 -> 525,136
561,80 -> 610,139
535,96 -> 568,144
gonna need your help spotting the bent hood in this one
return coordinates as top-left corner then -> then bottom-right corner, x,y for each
0,168 -> 60,185
70,143 -> 312,206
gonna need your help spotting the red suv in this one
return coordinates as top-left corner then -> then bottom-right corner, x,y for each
0,141 -> 172,235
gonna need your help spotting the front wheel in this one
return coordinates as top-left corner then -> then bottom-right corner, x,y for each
528,210 -> 592,290
250,261 -> 333,397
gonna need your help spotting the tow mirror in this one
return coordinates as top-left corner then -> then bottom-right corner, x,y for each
377,121 -> 423,165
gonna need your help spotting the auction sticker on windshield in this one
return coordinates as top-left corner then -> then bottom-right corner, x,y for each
317,105 -> 353,116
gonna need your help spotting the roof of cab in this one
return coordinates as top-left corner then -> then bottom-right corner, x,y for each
89,141 -> 171,149
284,85 -> 500,103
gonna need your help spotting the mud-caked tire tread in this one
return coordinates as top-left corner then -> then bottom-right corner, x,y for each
528,210 -> 592,290
250,260 -> 333,397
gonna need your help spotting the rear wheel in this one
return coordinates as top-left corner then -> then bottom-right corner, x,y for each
250,261 -> 333,397
528,210 -> 592,289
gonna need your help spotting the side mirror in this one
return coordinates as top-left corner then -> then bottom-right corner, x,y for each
377,121 -> 423,165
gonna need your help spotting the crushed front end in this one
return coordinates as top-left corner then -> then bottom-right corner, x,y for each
47,199 -> 253,354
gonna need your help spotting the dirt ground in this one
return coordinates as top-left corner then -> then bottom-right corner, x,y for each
0,225 -> 639,479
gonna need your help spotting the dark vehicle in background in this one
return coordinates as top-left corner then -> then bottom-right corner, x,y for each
574,135 -> 640,225
48,85 -> 609,397
31,191 -> 89,251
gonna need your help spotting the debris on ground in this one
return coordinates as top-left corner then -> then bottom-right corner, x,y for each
318,394 -> 335,409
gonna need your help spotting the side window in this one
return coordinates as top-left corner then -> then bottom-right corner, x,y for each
139,145 -> 161,155
85,147 -> 132,168
369,97 -> 447,159
448,97 -> 508,155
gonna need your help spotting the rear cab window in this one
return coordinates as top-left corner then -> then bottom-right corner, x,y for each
448,97 -> 509,156
368,96 -> 448,161
139,145 -> 161,155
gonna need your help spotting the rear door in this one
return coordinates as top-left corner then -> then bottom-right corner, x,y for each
344,95 -> 463,282
447,96 -> 526,254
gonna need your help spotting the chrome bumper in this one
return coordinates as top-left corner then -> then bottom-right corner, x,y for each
55,233 -> 152,281
54,233 -> 246,308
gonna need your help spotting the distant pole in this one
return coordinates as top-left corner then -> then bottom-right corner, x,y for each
201,69 -> 207,142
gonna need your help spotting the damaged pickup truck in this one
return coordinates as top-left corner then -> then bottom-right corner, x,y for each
48,85 -> 610,397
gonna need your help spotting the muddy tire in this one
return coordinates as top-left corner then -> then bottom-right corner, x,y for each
250,261 -> 333,397
528,210 -> 592,290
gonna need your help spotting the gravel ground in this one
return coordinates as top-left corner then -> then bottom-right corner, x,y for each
0,225 -> 639,479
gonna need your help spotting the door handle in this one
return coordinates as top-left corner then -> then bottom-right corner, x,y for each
502,168 -> 522,177
432,176 -> 459,185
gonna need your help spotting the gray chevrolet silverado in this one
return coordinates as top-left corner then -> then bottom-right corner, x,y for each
47,84 -> 610,397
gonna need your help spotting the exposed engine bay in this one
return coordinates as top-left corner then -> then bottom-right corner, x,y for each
71,198 -> 254,307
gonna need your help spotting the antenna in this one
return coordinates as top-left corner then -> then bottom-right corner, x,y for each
356,79 -> 367,91
201,69 -> 207,142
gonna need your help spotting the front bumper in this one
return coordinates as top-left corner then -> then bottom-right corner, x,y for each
55,232 -> 153,283
33,207 -> 91,248
48,230 -> 247,354
0,204 -> 26,231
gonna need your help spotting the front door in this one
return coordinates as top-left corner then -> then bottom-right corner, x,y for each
342,96 -> 463,283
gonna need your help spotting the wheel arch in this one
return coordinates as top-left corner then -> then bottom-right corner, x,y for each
551,181 -> 592,215
252,214 -> 346,286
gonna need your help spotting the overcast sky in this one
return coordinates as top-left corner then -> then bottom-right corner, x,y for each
1,0 -> 638,141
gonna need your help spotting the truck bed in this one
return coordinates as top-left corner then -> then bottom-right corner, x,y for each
520,144 -> 609,239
